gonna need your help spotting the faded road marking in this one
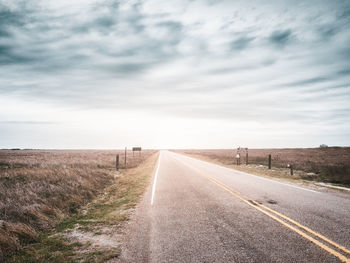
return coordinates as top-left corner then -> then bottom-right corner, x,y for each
151,153 -> 161,205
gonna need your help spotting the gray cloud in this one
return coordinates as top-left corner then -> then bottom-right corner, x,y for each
0,7 -> 23,28
0,0 -> 185,77
285,77 -> 330,87
268,29 -> 292,47
230,36 -> 254,50
156,21 -> 183,34
337,69 -> 350,76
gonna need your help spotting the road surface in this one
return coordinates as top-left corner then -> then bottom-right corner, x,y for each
119,151 -> 350,262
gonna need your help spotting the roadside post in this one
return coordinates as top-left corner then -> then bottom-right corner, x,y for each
287,164 -> 294,175
116,154 -> 119,171
246,148 -> 248,165
268,154 -> 272,169
125,147 -> 127,165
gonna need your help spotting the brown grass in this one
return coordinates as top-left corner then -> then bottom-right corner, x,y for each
0,149 -> 155,261
173,147 -> 350,185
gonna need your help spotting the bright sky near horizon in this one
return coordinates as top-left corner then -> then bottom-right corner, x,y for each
0,0 -> 350,149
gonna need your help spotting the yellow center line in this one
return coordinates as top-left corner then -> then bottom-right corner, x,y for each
207,177 -> 350,263
173,156 -> 350,263
257,202 -> 350,255
207,175 -> 350,255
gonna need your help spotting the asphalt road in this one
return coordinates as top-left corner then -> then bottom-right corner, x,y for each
119,151 -> 350,263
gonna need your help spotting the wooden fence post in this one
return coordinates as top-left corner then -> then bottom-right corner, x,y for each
125,147 -> 127,166
268,154 -> 271,169
246,148 -> 248,165
116,154 -> 119,171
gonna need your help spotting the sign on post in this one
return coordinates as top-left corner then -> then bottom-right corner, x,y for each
236,153 -> 240,165
132,147 -> 142,157
236,147 -> 248,165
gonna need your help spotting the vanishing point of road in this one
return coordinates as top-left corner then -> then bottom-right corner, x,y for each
119,151 -> 350,262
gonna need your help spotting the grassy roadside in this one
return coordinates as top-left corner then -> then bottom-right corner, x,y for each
177,152 -> 345,188
6,152 -> 159,263
0,150 -> 156,260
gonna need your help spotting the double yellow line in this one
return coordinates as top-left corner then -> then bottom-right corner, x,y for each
176,157 -> 350,262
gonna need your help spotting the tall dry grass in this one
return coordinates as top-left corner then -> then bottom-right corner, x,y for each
0,149 -> 155,260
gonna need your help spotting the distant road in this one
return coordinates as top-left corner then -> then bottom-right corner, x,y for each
120,151 -> 350,262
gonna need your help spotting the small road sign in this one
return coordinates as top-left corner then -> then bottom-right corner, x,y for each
132,147 -> 142,156
132,147 -> 141,151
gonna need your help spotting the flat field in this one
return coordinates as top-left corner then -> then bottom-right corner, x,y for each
0,149 -> 155,261
173,147 -> 350,185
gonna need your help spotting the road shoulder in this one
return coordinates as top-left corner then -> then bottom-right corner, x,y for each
175,152 -> 350,196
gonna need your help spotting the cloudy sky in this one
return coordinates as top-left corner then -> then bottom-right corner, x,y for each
0,0 -> 349,149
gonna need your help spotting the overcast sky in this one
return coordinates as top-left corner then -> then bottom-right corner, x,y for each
0,0 -> 349,149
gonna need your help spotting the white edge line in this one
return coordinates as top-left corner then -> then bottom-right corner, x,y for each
170,151 -> 319,194
151,153 -> 161,205
315,182 -> 350,192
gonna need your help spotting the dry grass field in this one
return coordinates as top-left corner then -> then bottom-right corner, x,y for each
0,149 -> 155,261
174,147 -> 350,186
